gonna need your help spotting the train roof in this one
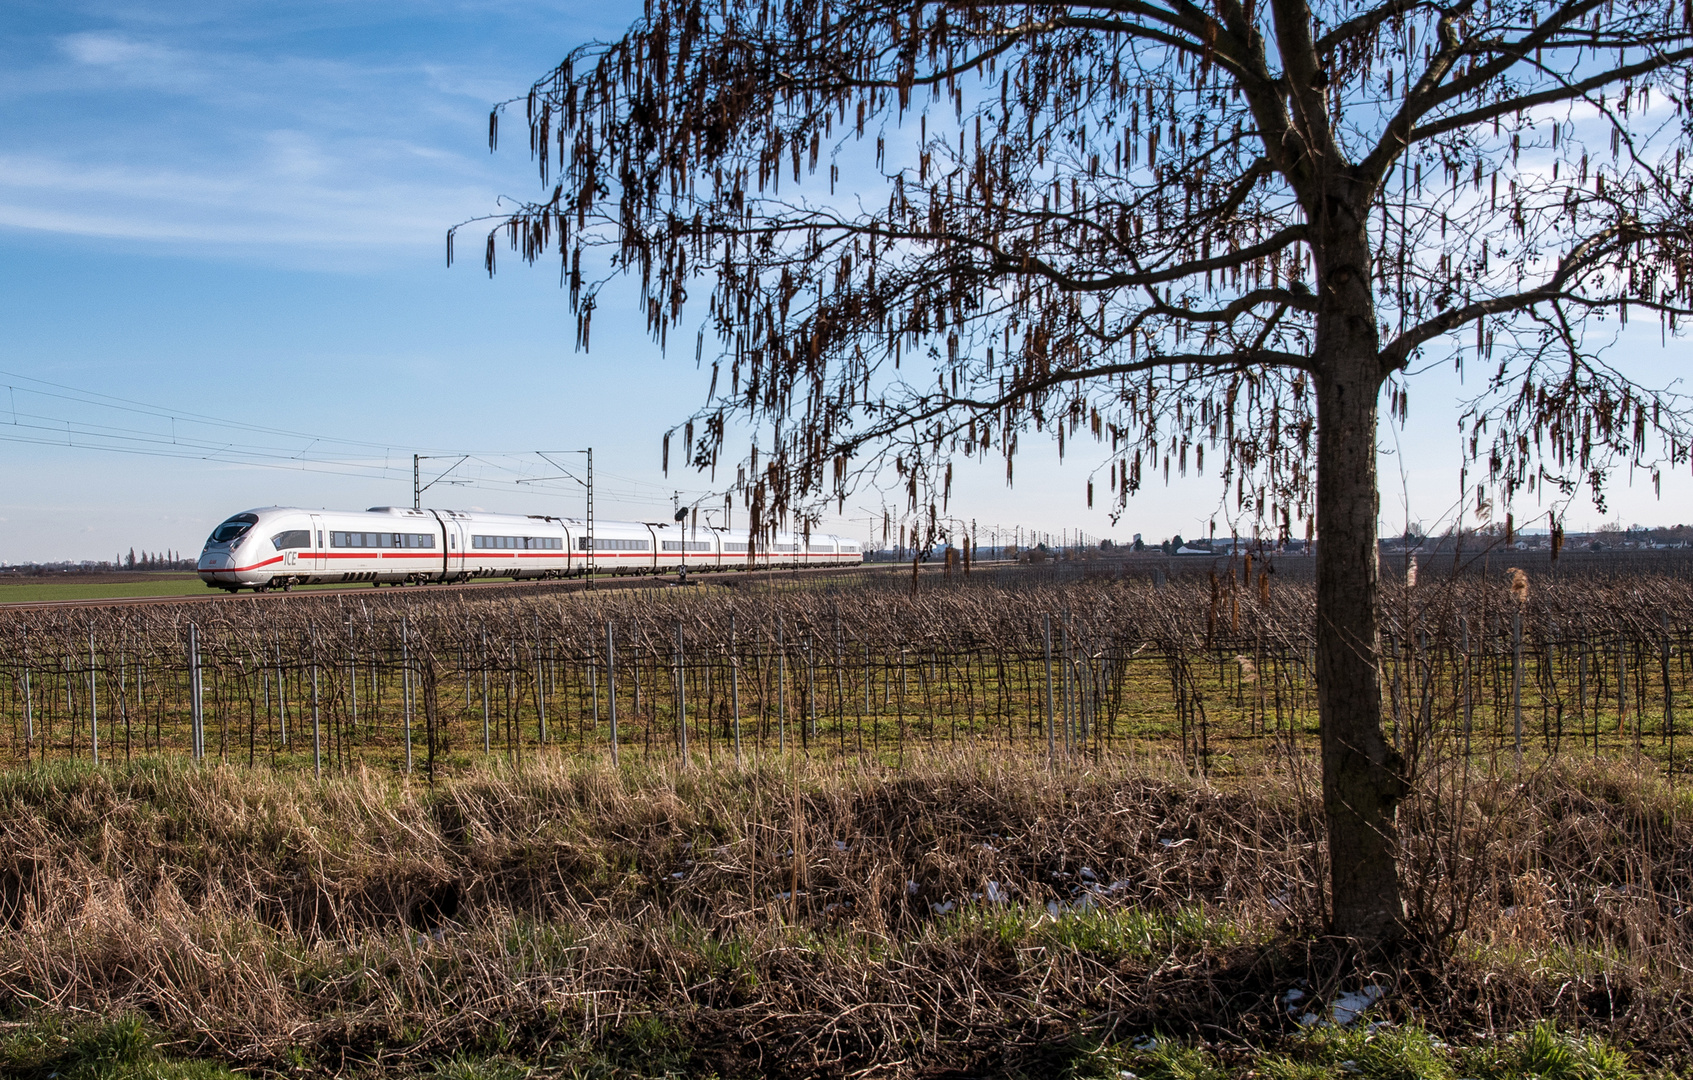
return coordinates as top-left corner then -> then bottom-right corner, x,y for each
225,506 -> 843,540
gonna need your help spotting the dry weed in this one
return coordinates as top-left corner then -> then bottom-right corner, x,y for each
0,750 -> 1688,1075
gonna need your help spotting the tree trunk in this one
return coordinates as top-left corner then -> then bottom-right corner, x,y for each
1313,308 -> 1409,942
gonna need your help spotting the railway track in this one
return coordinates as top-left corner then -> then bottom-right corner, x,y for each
0,563 -> 899,612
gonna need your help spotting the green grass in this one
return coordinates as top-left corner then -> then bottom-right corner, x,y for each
0,1014 -> 1652,1080
0,575 -> 210,603
0,574 -> 526,603
0,1015 -> 244,1080
1094,1021 -> 1652,1080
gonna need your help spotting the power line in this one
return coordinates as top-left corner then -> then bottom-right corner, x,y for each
0,367 -> 455,453
0,369 -> 718,514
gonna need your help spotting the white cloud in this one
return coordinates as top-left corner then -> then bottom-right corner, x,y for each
62,31 -> 175,68
0,20 -> 538,264
0,150 -> 491,250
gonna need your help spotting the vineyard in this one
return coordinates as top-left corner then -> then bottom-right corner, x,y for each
1,559 -> 1690,778
5,564 -> 1693,1076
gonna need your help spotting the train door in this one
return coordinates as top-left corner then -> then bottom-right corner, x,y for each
446,517 -> 470,578
428,510 -> 455,581
643,524 -> 660,572
308,514 -> 328,577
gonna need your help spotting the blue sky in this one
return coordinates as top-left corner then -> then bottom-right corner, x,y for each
0,1 -> 1687,563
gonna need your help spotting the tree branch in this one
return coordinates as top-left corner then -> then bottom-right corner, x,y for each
1315,0 -> 1438,54
1406,44 -> 1693,145
830,347 -> 1312,458
1378,225 -> 1626,373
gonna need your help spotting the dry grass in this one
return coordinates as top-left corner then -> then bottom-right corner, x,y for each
0,748 -> 1689,1076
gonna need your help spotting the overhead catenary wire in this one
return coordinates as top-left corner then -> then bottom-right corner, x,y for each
0,369 -> 704,512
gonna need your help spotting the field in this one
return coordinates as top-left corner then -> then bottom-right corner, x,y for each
1,561 -> 1691,1077
0,572 -> 211,604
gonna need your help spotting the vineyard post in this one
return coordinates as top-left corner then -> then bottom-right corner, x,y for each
676,619 -> 688,761
1578,626 -> 1590,757
805,631 -> 815,747
895,649 -> 907,764
834,626 -> 845,754
1662,613 -> 1674,779
1043,614 -> 1055,770
147,656 -> 157,753
1254,632 -> 1265,740
1066,610 -> 1078,754
1414,628 -> 1428,759
635,645 -> 648,759
1620,639 -> 1632,759
861,643 -> 870,757
606,620 -> 619,765
275,641 -> 288,748
262,669 -> 270,765
88,634 -> 98,766
729,612 -> 741,765
1077,634 -> 1090,752
347,616 -> 358,744
189,623 -> 204,761
776,618 -> 786,753
423,646 -> 438,785
21,629 -> 32,762
535,623 -> 548,746
243,650 -> 254,767
481,625 -> 491,755
1083,642 -> 1095,751
1548,621 -> 1560,755
402,618 -> 413,774
507,660 -> 518,764
1512,609 -> 1524,771
310,628 -> 322,780
1461,614 -> 1472,760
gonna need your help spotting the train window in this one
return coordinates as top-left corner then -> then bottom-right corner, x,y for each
210,514 -> 258,543
724,542 -> 750,553
660,541 -> 712,552
270,530 -> 311,551
576,537 -> 649,551
332,531 -> 435,548
473,535 -> 563,550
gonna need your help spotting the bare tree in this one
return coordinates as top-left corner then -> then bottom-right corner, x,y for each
457,0 -> 1693,942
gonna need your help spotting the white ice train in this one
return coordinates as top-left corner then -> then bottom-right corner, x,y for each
196,505 -> 863,592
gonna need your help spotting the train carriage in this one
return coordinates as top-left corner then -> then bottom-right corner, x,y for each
197,505 -> 860,591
